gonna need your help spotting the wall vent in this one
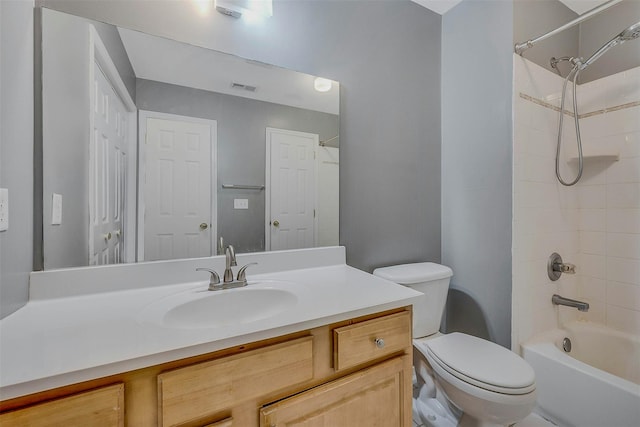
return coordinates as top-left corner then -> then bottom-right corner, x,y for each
231,82 -> 257,92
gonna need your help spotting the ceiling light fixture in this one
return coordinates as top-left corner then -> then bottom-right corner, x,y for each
314,77 -> 333,93
215,0 -> 273,19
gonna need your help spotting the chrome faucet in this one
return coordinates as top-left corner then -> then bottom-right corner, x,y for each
552,294 -> 589,312
223,245 -> 237,283
196,244 -> 257,291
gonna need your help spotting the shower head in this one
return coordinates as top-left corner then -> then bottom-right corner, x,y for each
620,21 -> 640,40
581,21 -> 640,69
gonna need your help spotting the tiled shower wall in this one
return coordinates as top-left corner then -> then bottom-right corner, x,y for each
512,56 -> 640,350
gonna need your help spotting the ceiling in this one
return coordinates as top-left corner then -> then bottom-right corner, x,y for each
118,28 -> 339,115
558,0 -> 611,15
412,0 -> 612,16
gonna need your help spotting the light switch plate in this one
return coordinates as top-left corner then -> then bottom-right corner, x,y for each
0,188 -> 8,231
234,198 -> 249,209
52,193 -> 63,225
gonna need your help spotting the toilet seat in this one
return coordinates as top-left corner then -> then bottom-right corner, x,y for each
415,333 -> 536,395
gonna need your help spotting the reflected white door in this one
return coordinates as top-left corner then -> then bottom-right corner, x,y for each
266,128 -> 317,251
317,146 -> 339,247
90,62 -> 128,265
143,114 -> 216,261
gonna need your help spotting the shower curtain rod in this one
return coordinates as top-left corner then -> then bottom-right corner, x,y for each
515,0 -> 623,55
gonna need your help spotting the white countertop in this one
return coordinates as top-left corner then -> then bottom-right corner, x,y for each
0,248 -> 419,400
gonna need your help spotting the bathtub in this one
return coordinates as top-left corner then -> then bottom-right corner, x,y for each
522,321 -> 640,427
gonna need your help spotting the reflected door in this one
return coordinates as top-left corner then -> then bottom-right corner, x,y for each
317,146 -> 339,247
266,128 -> 317,251
90,62 -> 129,265
142,114 -> 216,261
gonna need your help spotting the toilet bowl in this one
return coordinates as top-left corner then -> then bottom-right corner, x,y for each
373,263 -> 536,427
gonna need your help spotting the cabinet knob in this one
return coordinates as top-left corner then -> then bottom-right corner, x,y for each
103,232 -> 112,241
374,338 -> 385,349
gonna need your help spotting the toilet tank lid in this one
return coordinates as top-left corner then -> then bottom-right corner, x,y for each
373,262 -> 453,284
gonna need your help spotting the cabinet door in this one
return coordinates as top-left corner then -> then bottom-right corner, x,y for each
0,383 -> 124,427
204,417 -> 233,427
260,357 -> 408,427
158,336 -> 313,427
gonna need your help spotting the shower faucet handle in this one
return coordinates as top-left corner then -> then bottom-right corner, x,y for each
548,252 -> 576,281
554,262 -> 576,274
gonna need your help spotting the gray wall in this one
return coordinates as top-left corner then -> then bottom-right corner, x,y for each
442,0 -> 514,348
513,0 -> 579,75
40,8 -> 135,269
42,0 -> 443,273
136,78 -> 339,253
0,0 -> 34,318
579,0 -> 640,83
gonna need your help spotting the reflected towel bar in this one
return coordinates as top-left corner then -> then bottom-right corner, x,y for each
222,184 -> 265,190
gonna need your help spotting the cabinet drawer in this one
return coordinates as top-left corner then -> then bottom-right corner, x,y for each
0,383 -> 124,427
333,311 -> 411,371
158,336 -> 313,427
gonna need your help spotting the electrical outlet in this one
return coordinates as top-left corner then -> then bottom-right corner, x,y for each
234,198 -> 249,209
0,188 -> 8,232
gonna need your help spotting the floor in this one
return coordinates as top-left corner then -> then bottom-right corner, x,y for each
412,410 -> 556,427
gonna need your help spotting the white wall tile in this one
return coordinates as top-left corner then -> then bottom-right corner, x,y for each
514,61 -> 640,345
580,276 -> 607,302
607,281 -> 640,311
607,183 -> 640,209
580,253 -> 606,279
578,298 -> 605,324
522,153 -> 556,183
607,257 -> 640,285
580,231 -> 606,255
577,185 -> 606,209
606,209 -> 640,233
606,157 -> 640,183
606,233 -> 640,260
607,108 -> 640,135
619,132 -> 640,158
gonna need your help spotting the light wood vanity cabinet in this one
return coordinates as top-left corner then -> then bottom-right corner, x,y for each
157,337 -> 314,426
0,383 -> 125,426
260,357 -> 406,426
0,307 -> 412,427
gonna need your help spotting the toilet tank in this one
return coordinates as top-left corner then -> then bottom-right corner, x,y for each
373,263 -> 453,338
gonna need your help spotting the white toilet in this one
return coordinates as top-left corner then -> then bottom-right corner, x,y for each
373,263 -> 536,427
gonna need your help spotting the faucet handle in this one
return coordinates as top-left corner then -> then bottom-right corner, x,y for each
556,262 -> 576,274
237,262 -> 258,283
196,268 -> 221,290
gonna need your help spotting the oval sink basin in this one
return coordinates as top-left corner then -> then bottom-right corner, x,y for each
141,286 -> 298,329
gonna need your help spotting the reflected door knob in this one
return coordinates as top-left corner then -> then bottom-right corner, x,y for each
272,220 -> 280,227
200,223 -> 208,230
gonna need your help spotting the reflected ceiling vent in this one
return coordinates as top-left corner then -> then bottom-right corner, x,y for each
231,82 -> 257,92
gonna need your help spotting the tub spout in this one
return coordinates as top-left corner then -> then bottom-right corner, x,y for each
552,294 -> 589,312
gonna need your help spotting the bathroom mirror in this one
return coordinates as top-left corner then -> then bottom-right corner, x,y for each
39,8 -> 340,270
